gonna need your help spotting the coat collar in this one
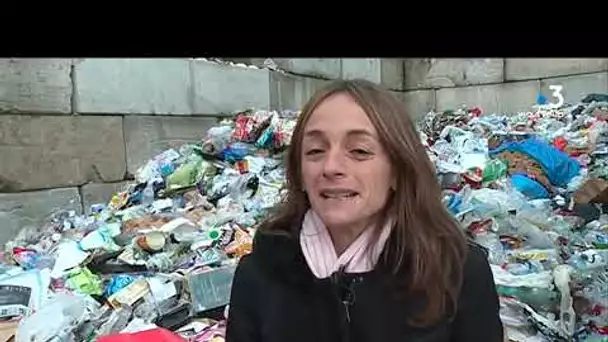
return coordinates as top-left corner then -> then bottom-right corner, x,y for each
249,216 -> 398,291
250,217 -> 321,289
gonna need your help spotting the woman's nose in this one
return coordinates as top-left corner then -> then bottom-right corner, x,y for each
322,150 -> 346,178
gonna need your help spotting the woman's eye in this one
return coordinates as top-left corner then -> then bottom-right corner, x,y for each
305,149 -> 324,156
351,149 -> 371,155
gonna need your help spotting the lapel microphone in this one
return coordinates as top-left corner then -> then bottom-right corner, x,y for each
331,264 -> 356,323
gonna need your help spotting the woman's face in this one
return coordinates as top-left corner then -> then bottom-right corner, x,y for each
300,93 -> 395,232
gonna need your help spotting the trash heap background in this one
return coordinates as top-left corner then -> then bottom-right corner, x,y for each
421,94 -> 608,342
1,93 -> 608,341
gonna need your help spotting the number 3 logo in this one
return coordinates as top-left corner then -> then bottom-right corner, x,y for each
548,85 -> 564,109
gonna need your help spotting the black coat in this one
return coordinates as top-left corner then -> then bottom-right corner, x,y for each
225,223 -> 504,342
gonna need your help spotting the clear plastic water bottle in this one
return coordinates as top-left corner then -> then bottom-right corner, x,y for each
505,262 -> 533,276
141,183 -> 155,206
95,305 -> 133,336
568,250 -> 608,270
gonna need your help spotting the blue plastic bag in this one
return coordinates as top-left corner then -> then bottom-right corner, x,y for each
490,137 -> 581,187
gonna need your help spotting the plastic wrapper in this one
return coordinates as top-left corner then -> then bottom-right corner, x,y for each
65,267 -> 103,296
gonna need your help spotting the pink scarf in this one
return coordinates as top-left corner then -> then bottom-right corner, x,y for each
300,210 -> 393,279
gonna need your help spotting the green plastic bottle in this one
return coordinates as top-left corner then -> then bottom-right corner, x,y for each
496,285 -> 559,312
482,159 -> 508,183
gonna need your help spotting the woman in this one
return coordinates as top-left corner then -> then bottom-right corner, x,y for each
225,79 -> 504,342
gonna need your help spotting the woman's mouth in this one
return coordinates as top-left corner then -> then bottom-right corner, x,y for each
319,189 -> 359,200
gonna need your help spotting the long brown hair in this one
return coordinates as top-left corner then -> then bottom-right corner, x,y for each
261,78 -> 468,327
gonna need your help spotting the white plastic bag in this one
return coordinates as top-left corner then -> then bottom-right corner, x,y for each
490,265 -> 553,289
15,293 -> 89,342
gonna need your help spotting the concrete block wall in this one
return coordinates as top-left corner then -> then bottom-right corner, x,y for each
400,58 -> 608,121
1,57 -> 606,244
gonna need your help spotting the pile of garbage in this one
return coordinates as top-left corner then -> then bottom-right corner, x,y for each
1,90 -> 607,341
0,109 -> 298,342
421,93 -> 608,342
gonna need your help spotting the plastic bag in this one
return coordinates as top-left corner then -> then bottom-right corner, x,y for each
589,120 -> 608,146
490,137 -> 581,188
468,187 -> 527,217
15,293 -> 90,342
453,135 -> 489,170
553,265 -> 576,337
491,265 -> 553,289
0,268 -> 51,316
507,213 -> 556,249
475,232 -> 507,265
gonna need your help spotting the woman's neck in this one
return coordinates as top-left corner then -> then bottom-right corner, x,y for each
327,221 -> 369,257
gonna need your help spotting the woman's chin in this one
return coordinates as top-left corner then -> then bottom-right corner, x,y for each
316,211 -> 358,230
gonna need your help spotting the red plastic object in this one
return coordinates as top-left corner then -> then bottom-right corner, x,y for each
462,168 -> 483,189
96,328 -> 186,342
470,107 -> 482,117
553,136 -> 568,151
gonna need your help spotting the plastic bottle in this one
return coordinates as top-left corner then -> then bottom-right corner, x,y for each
505,262 -> 534,276
582,334 -> 608,342
496,285 -> 559,312
475,233 -> 507,265
141,184 -> 155,206
95,305 -> 133,336
568,250 -> 608,270
584,230 -> 608,248
553,265 -> 575,337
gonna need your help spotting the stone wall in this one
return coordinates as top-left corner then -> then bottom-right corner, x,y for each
0,58 -> 606,244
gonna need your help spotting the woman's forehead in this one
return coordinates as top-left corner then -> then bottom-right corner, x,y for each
303,128 -> 377,141
304,94 -> 378,136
